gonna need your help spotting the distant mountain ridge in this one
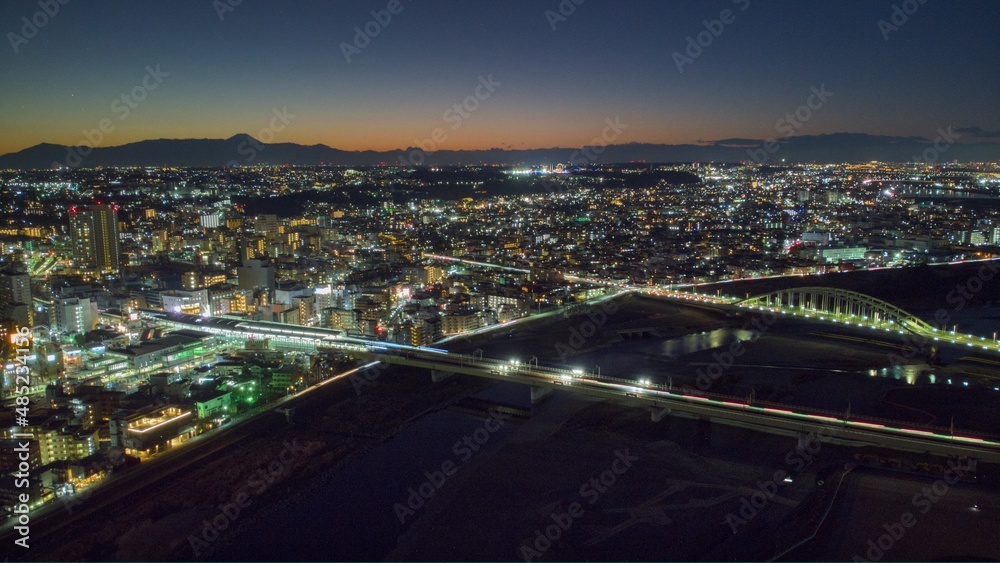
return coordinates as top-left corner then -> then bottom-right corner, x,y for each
1,132 -> 998,169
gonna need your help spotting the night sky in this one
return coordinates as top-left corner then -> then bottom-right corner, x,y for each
1,0 -> 998,155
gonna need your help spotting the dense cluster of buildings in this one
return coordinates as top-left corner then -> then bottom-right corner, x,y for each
1,160 -> 999,514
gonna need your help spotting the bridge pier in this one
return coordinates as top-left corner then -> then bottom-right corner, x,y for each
530,385 -> 553,404
650,407 -> 671,422
431,370 -> 455,383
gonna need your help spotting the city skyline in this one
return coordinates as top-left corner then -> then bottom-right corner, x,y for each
2,1 -> 999,155
2,2 -> 1000,561
3,160 -> 1000,561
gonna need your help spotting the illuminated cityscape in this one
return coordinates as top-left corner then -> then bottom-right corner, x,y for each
1,1 -> 999,561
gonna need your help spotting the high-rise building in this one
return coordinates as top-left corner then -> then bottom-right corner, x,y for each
237,259 -> 276,297
0,262 -> 32,326
200,213 -> 222,229
69,205 -> 121,272
314,285 -> 335,312
253,214 -> 280,234
55,297 -> 96,334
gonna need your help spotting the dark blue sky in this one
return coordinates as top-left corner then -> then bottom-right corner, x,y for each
1,0 -> 998,153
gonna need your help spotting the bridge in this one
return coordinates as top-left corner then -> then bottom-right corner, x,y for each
735,287 -> 936,334
141,310 -> 1000,462
426,254 -> 1000,353
890,183 -> 1000,200
723,286 -> 1000,354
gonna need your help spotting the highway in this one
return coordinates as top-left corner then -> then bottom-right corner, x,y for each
144,310 -> 1000,462
366,347 -> 1000,463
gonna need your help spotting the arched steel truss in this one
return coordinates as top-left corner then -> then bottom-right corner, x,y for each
736,287 -> 935,334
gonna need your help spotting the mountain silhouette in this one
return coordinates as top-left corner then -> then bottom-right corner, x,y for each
1,132 -> 996,169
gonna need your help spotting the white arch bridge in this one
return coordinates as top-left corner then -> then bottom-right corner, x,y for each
140,309 -> 1000,461
734,287 -> 937,335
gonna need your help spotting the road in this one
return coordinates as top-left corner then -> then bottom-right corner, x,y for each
148,305 -> 1000,463
371,348 -> 1000,462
